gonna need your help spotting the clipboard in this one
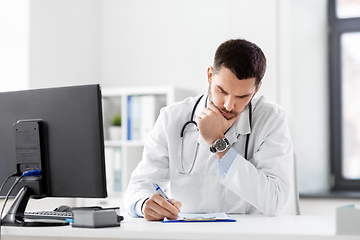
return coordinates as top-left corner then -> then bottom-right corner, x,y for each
162,212 -> 236,223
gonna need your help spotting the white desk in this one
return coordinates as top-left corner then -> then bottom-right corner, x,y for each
1,214 -> 359,240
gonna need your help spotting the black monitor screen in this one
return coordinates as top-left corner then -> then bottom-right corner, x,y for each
0,84 -> 107,199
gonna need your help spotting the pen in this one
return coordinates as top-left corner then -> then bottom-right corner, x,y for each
153,183 -> 180,219
153,183 -> 171,204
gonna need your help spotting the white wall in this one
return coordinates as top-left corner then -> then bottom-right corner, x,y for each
29,0 -> 279,102
100,0 -> 278,103
29,0 -> 102,88
0,0 -> 29,92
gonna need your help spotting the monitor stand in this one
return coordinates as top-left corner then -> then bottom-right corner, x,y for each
1,186 -> 67,227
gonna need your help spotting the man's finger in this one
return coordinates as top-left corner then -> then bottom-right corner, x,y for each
150,194 -> 179,216
169,198 -> 182,212
207,102 -> 221,113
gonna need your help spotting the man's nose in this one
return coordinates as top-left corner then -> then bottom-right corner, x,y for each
224,95 -> 235,111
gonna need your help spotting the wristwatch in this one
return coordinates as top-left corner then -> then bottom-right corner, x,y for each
210,138 -> 229,153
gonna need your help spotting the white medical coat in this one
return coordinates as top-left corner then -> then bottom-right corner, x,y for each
124,93 -> 294,216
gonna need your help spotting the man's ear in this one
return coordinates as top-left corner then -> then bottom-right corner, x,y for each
207,66 -> 213,84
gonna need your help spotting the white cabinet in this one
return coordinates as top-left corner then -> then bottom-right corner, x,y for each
77,86 -> 194,208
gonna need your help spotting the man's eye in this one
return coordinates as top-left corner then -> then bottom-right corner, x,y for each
237,95 -> 250,99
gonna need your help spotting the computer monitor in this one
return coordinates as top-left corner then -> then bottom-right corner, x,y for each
0,84 -> 107,226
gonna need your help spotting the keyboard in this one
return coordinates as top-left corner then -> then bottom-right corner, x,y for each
24,210 -> 73,221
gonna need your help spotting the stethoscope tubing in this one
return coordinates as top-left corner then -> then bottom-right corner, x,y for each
244,102 -> 252,160
178,94 -> 252,175
178,95 -> 204,174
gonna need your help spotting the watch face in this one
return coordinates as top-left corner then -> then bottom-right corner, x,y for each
215,139 -> 227,151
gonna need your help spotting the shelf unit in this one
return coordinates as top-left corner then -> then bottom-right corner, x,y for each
78,86 -> 194,208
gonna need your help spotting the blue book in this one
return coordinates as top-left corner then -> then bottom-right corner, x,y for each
131,96 -> 141,140
127,96 -> 131,140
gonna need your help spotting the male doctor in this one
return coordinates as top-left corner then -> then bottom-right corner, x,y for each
124,39 -> 294,221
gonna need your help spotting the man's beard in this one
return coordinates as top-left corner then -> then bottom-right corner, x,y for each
207,84 -> 240,120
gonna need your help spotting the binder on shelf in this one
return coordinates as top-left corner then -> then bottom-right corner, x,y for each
141,95 -> 165,141
104,148 -> 114,193
113,148 -> 122,192
140,95 -> 156,142
127,96 -> 132,140
131,96 -> 141,141
104,147 -> 122,193
127,95 -> 144,141
127,94 -> 165,142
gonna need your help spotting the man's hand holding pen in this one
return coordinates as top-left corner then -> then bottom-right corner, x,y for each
141,183 -> 181,221
142,193 -> 181,221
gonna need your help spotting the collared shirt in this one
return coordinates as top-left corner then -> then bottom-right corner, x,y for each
124,93 -> 295,217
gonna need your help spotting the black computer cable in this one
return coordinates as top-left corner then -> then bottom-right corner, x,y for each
0,173 -> 21,197
0,170 -> 40,239
0,173 -> 22,224
0,174 -> 24,239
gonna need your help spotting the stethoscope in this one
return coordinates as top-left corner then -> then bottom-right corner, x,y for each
177,94 -> 252,175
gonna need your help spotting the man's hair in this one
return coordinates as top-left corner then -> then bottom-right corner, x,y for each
213,39 -> 266,87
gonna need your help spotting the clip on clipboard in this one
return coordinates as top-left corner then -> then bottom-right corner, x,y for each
162,212 -> 236,223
